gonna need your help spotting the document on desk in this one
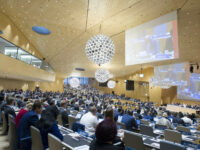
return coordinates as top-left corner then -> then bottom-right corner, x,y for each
151,143 -> 160,148
74,145 -> 89,150
182,135 -> 193,142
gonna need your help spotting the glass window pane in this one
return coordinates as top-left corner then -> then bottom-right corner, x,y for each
31,56 -> 42,68
4,46 -> 18,58
17,49 -> 32,64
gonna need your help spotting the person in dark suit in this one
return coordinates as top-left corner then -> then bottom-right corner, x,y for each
134,109 -> 142,120
59,100 -> 68,128
121,109 -> 138,131
4,97 -> 16,132
90,118 -> 124,150
37,105 -> 63,149
17,101 -> 42,150
172,112 -> 185,126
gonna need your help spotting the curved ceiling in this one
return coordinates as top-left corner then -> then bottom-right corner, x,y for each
0,0 -> 199,78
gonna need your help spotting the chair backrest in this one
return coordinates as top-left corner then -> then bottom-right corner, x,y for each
30,126 -> 43,150
68,115 -> 76,129
57,114 -> 63,126
176,126 -> 190,134
8,114 -> 14,141
72,122 -> 85,132
160,140 -> 186,150
48,133 -> 63,150
117,122 -> 126,130
1,111 -> 7,135
164,129 -> 182,144
140,124 -> 155,137
140,119 -> 149,125
124,130 -> 145,150
9,120 -> 18,150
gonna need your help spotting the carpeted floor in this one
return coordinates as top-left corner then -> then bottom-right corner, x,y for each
0,126 -> 9,150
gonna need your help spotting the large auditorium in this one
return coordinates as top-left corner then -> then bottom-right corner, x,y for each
0,0 -> 200,150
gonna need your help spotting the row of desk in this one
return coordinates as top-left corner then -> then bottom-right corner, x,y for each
166,105 -> 197,114
59,125 -> 92,150
58,121 -> 200,150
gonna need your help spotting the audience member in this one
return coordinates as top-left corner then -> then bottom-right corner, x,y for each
156,112 -> 173,129
4,97 -> 16,132
80,106 -> 98,136
37,106 -> 63,149
15,102 -> 33,128
90,118 -> 124,150
17,101 -> 42,150
121,109 -> 138,131
59,100 -> 69,128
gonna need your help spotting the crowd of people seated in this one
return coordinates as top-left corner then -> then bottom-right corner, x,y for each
172,103 -> 200,110
0,86 -> 199,150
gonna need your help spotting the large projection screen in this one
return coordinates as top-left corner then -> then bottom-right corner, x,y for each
178,73 -> 200,101
125,11 -> 178,66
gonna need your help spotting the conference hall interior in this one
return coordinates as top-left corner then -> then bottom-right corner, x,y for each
0,0 -> 200,150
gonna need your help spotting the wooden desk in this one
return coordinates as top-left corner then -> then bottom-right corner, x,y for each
166,104 -> 197,114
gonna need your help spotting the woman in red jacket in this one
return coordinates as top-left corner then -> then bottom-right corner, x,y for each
15,102 -> 33,128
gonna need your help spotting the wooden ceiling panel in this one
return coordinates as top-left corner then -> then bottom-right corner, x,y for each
0,0 -> 199,78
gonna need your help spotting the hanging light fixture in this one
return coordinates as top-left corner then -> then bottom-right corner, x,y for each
139,65 -> 144,78
95,68 -> 110,83
85,34 -> 115,65
107,80 -> 116,89
69,78 -> 80,88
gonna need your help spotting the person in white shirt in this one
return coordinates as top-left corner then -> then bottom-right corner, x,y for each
80,106 -> 98,136
182,114 -> 193,125
156,112 -> 173,129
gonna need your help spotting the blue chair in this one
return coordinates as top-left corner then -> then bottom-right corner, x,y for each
72,122 -> 85,132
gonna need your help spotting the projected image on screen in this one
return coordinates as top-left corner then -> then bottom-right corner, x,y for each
126,11 -> 178,65
178,73 -> 200,101
151,63 -> 189,87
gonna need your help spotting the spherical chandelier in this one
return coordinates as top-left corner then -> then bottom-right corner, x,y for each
95,68 -> 110,83
107,80 -> 116,89
85,34 -> 115,65
69,78 -> 80,88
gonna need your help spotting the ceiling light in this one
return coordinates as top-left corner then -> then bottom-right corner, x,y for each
107,80 -> 116,89
75,68 -> 85,71
86,34 -> 115,65
95,68 -> 110,83
69,78 -> 80,88
139,73 -> 144,78
32,26 -> 51,35
139,65 -> 144,78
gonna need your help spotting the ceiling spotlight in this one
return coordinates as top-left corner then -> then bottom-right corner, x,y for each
95,68 -> 110,83
85,34 -> 115,65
